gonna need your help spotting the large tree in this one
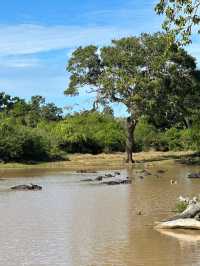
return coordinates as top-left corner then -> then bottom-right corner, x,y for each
65,32 -> 200,162
155,0 -> 200,45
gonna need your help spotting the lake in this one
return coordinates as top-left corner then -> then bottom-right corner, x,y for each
0,160 -> 200,266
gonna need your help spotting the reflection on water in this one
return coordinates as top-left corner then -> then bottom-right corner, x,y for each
0,161 -> 200,265
156,228 -> 200,242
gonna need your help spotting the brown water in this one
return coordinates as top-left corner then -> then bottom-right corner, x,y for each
0,161 -> 200,266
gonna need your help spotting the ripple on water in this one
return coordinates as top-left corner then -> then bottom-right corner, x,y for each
0,162 -> 200,265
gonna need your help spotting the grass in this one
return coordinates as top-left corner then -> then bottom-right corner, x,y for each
0,150 -> 195,171
174,201 -> 188,213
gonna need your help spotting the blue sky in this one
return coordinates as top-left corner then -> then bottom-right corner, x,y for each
0,0 -> 199,116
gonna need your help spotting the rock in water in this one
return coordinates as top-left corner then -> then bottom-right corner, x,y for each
103,179 -> 132,185
81,179 -> 93,182
105,173 -> 115,178
114,171 -> 121,176
11,184 -> 42,191
155,218 -> 200,230
155,200 -> 200,230
188,173 -> 200,179
95,176 -> 103,181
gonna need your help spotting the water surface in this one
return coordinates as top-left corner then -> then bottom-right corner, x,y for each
0,161 -> 200,266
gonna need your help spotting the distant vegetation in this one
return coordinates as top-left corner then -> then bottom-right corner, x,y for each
0,93 -> 125,162
1,29 -> 200,163
0,91 -> 199,163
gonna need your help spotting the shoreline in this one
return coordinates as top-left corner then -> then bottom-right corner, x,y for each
0,151 -> 195,171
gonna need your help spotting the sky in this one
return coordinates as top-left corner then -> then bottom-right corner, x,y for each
0,0 -> 199,116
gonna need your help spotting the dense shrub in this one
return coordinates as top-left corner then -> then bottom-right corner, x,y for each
0,122 -> 23,161
190,125 -> 200,151
52,112 -> 126,154
0,92 -> 200,163
0,122 -> 62,162
134,119 -> 158,151
134,119 -> 197,152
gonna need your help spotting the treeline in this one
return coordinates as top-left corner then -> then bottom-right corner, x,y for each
0,93 -> 63,162
0,92 -> 199,163
0,93 -> 125,162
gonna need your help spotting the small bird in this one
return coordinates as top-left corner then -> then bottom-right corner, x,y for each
170,180 -> 177,185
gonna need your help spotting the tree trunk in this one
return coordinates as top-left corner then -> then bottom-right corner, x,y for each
164,202 -> 200,222
126,116 -> 136,163
155,202 -> 200,230
155,218 -> 200,230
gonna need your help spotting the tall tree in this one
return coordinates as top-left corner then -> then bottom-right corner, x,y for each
155,0 -> 200,45
41,103 -> 63,121
65,33 -> 200,162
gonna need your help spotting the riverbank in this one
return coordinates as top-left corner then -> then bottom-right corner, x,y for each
0,151 -> 195,171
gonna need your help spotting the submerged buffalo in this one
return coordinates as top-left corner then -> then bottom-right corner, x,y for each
103,179 -> 132,185
11,184 -> 42,191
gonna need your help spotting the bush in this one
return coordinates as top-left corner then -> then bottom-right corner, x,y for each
134,119 -> 158,151
190,125 -> 200,151
19,128 -> 50,161
52,111 -> 125,154
134,120 -> 196,152
159,128 -> 195,151
175,201 -> 188,213
0,122 -> 63,162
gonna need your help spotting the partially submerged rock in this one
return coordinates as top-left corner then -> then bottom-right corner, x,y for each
11,184 -> 42,191
95,176 -> 103,181
155,196 -> 200,230
102,179 -> 132,185
105,173 -> 115,178
155,218 -> 200,230
114,171 -> 121,176
188,173 -> 200,179
80,172 -> 131,185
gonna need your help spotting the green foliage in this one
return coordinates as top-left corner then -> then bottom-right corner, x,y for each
0,91 -> 128,162
66,33 -> 200,163
1,90 -> 199,163
134,118 -> 199,152
66,33 -> 176,122
52,111 -> 125,154
135,119 -> 158,151
190,122 -> 200,151
155,0 -> 200,45
0,120 -> 62,162
0,94 -> 64,162
175,201 -> 188,213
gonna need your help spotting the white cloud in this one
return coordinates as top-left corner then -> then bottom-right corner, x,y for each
0,24 -> 135,57
0,56 -> 40,68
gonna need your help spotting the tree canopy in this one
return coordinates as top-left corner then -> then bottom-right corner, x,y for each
65,32 -> 200,162
155,0 -> 200,45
